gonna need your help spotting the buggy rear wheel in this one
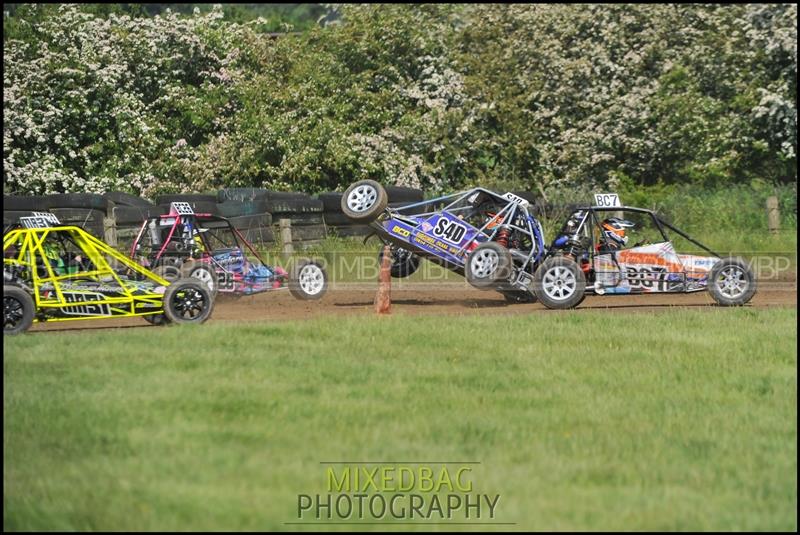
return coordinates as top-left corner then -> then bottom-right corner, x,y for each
466,242 -> 513,290
341,180 -> 388,223
163,278 -> 214,324
289,259 -> 328,300
152,264 -> 181,283
181,259 -> 219,298
533,256 -> 586,309
708,257 -> 756,306
378,246 -> 420,278
4,285 -> 34,335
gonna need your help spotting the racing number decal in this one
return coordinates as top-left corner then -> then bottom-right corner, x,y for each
60,292 -> 111,316
594,193 -> 620,207
432,218 -> 467,245
218,272 -> 235,291
626,266 -> 671,292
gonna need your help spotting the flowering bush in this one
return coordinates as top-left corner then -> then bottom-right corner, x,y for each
4,4 -> 242,196
4,4 -> 796,197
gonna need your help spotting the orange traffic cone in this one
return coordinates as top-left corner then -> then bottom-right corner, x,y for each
375,245 -> 392,315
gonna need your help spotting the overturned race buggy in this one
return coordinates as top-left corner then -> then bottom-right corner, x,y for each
130,203 -> 328,301
4,212 -> 215,334
340,180 -> 546,302
530,193 -> 757,309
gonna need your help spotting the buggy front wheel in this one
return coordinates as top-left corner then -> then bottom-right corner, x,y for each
465,242 -> 513,290
533,256 -> 586,309
341,180 -> 388,223
708,257 -> 756,306
378,246 -> 421,278
163,278 -> 214,324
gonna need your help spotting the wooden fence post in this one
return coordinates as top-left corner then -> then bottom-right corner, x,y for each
279,218 -> 294,254
104,215 -> 118,247
766,196 -> 780,234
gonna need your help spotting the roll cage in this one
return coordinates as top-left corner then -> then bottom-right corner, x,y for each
131,212 -> 269,269
4,225 -> 169,321
378,187 -> 546,272
550,206 -> 720,259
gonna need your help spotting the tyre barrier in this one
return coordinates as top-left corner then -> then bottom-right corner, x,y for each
218,188 -> 310,203
104,191 -> 154,209
155,193 -> 218,205
279,212 -> 324,226
328,225 -> 373,238
157,201 -> 219,215
265,197 -> 324,214
318,192 -> 344,212
216,199 -> 270,218
112,205 -> 168,225
5,185 -> 431,249
49,208 -> 105,238
5,193 -> 112,213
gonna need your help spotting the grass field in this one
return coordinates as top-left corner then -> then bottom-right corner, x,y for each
4,308 -> 797,531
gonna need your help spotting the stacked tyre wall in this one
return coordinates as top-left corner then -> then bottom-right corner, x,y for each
3,185 -> 427,249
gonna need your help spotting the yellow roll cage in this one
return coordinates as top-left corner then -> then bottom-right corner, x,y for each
4,226 -> 171,323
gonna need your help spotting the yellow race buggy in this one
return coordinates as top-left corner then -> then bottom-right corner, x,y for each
4,213 -> 215,334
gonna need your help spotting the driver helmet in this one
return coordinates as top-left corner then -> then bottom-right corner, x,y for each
601,217 -> 635,247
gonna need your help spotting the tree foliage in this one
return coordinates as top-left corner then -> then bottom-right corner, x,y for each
4,4 -> 796,196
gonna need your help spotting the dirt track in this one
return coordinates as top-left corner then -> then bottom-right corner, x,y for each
30,280 -> 797,333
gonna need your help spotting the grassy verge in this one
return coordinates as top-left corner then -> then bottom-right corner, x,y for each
4,308 -> 797,531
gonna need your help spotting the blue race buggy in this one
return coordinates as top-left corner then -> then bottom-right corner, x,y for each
340,180 -> 546,302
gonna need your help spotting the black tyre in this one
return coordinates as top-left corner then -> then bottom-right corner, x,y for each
217,188 -> 270,202
265,198 -> 323,214
323,212 -> 356,226
4,285 -> 35,335
152,264 -> 181,283
104,191 -> 154,209
501,290 -> 537,304
216,199 -> 269,218
265,190 -> 311,201
46,193 -> 111,213
708,257 -> 757,306
318,192 -> 344,212
155,193 -> 218,204
289,259 -> 328,300
143,313 -> 168,326
378,246 -> 421,278
287,212 -> 324,226
388,201 -> 428,215
3,195 -> 54,211
341,180 -> 389,223
49,208 -> 105,237
229,213 -> 273,229
329,225 -> 373,238
4,211 -> 34,227
112,205 -> 167,225
533,256 -> 587,309
465,242 -> 514,290
181,259 -> 219,298
384,185 -> 424,204
163,278 -> 214,324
